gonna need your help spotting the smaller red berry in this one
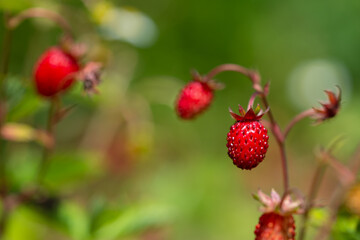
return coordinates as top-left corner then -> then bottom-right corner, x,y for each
253,189 -> 304,240
175,74 -> 214,119
226,104 -> 269,170
34,47 -> 80,97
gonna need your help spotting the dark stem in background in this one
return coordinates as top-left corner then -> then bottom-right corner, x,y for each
203,63 -> 289,192
37,98 -> 57,185
0,12 -> 13,195
0,12 -> 13,237
298,162 -> 327,240
0,14 -> 12,101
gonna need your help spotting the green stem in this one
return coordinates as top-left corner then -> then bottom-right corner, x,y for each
0,13 -> 13,197
299,162 -> 327,240
204,64 -> 289,193
0,12 -> 13,237
37,99 -> 56,185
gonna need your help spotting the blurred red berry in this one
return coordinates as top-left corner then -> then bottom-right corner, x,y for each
227,105 -> 268,170
175,79 -> 214,119
255,212 -> 296,240
34,47 -> 80,97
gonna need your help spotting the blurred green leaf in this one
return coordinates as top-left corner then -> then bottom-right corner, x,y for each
4,205 -> 45,240
309,208 -> 329,227
6,148 -> 41,189
332,212 -> 360,240
56,201 -> 90,240
94,203 -> 172,240
43,152 -> 102,191
5,76 -> 44,122
0,0 -> 32,11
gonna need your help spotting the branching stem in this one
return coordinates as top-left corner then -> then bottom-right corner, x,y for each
204,64 -> 289,192
7,8 -> 73,40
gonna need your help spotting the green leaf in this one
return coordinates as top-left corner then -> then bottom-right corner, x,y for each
94,203 -> 173,240
43,152 -> 102,191
5,76 -> 44,122
6,148 -> 41,189
309,208 -> 329,227
56,201 -> 90,240
4,205 -> 46,240
0,0 -> 32,11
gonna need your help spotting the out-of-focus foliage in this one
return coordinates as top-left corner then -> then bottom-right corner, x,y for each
0,0 -> 359,239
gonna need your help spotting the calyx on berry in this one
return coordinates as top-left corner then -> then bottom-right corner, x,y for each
253,189 -> 304,215
229,103 -> 268,122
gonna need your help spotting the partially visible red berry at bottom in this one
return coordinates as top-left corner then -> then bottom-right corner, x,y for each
255,212 -> 296,240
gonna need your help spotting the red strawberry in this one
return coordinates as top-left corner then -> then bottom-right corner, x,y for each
34,47 -> 80,97
226,104 -> 268,170
175,75 -> 214,119
253,189 -> 302,240
255,212 -> 295,240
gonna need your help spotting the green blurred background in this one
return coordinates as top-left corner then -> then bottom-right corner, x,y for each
0,0 -> 360,239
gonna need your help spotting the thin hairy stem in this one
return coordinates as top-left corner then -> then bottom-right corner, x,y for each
247,92 -> 259,110
204,64 -> 252,82
315,145 -> 360,240
0,13 -> 13,196
7,8 -> 73,40
37,99 -> 57,185
284,109 -> 315,138
299,162 -> 327,240
0,12 -> 13,236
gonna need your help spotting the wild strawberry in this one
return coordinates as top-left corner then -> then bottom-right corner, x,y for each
175,73 -> 214,119
255,212 -> 295,240
253,189 -> 304,240
226,104 -> 269,170
34,47 -> 80,97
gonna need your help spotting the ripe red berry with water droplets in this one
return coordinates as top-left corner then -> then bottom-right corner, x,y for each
255,212 -> 295,240
226,104 -> 269,169
175,76 -> 214,119
34,47 -> 80,97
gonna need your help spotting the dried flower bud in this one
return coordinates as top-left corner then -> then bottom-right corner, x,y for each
78,62 -> 103,94
312,87 -> 341,123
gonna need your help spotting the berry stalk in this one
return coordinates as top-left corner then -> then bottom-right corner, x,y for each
7,8 -> 73,40
203,64 -> 290,192
283,109 -> 316,138
37,98 -> 58,185
298,161 -> 327,240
